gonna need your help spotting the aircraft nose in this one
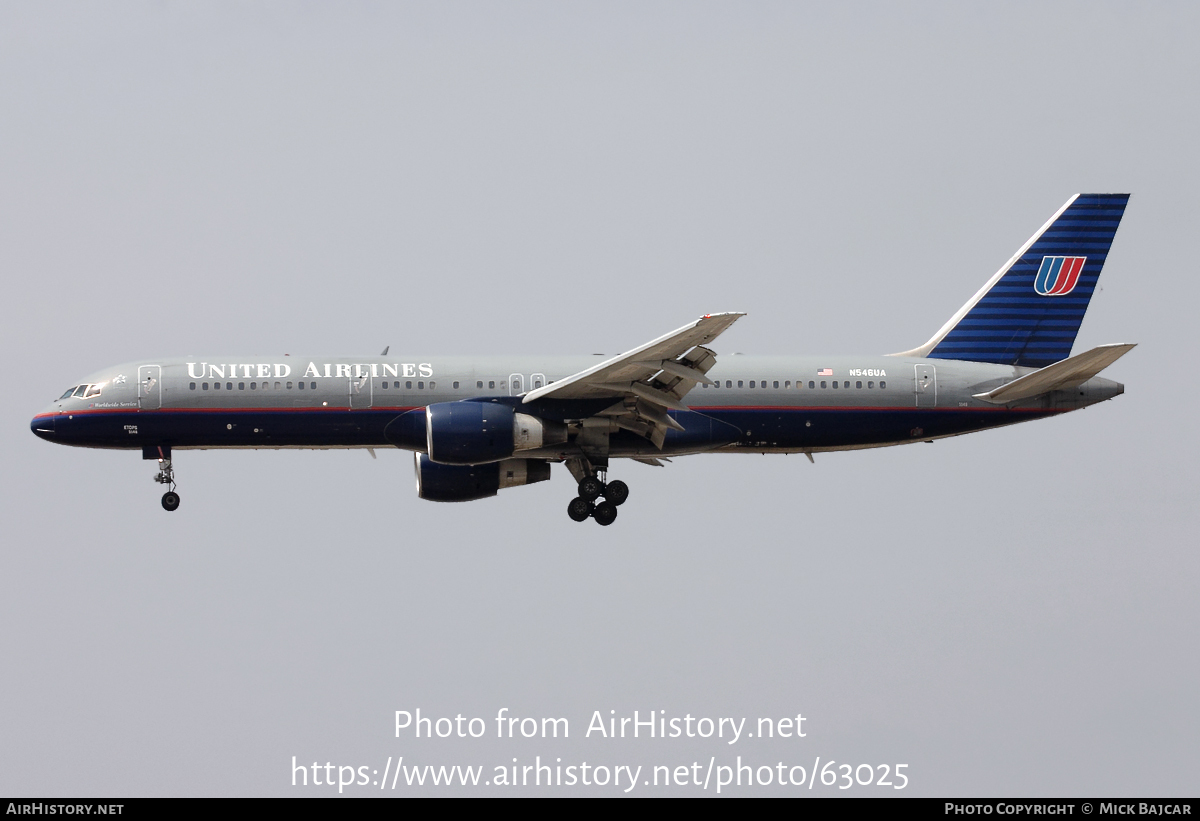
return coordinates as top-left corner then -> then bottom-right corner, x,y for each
30,412 -> 55,439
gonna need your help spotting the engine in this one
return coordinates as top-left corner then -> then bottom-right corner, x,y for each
425,401 -> 566,465
414,453 -> 551,502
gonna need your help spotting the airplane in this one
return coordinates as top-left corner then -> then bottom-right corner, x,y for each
31,193 -> 1133,526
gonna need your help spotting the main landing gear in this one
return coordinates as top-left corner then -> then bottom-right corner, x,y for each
153,449 -> 180,512
567,474 -> 629,526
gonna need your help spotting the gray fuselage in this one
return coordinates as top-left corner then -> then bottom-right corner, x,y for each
31,353 -> 1123,459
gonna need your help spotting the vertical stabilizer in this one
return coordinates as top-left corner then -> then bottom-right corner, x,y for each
894,194 -> 1129,368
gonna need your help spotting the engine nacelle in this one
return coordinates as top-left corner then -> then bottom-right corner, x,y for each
426,401 -> 515,465
414,453 -> 551,502
425,402 -> 568,465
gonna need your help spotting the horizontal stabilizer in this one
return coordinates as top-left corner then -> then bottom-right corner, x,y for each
973,343 -> 1136,404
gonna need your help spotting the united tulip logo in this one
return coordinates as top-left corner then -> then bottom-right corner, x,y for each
1034,256 -> 1086,296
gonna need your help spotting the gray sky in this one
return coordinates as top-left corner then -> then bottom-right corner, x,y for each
2,2 -> 1197,796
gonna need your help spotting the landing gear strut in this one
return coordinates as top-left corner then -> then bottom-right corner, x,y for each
566,465 -> 629,526
152,447 -> 180,512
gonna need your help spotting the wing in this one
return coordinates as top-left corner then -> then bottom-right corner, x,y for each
522,312 -> 744,448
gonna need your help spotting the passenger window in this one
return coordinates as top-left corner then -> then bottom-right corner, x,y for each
820,381 -> 826,389
726,380 -> 732,388
868,381 -> 874,388
286,382 -> 293,389
430,381 -> 436,389
831,381 -> 837,389
477,381 -> 483,388
227,382 -> 233,390
189,383 -> 196,391
239,382 -> 245,390
310,383 -> 316,390
250,382 -> 257,390
380,381 -> 387,390
406,381 -> 412,389
275,382 -> 281,390
453,381 -> 460,389
843,381 -> 849,389
203,383 -> 209,391
738,380 -> 744,388
880,381 -> 886,389
394,382 -> 401,389
856,381 -> 862,389
808,381 -> 815,389
500,381 -> 506,389
774,381 -> 779,389
749,381 -> 755,388
785,381 -> 791,388
489,381 -> 495,389
702,383 -> 708,389
214,382 -> 221,390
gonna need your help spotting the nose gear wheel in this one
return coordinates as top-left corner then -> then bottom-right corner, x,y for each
153,451 -> 181,512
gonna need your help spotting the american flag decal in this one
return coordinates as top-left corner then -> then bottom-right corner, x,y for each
1034,256 -> 1086,296
817,368 -> 833,376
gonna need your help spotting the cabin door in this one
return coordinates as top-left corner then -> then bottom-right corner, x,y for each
138,365 -> 162,410
349,372 -> 373,409
914,365 -> 937,407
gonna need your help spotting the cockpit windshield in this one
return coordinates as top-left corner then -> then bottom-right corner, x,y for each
59,384 -> 103,400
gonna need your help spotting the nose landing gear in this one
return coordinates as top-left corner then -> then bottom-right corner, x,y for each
151,447 -> 180,511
